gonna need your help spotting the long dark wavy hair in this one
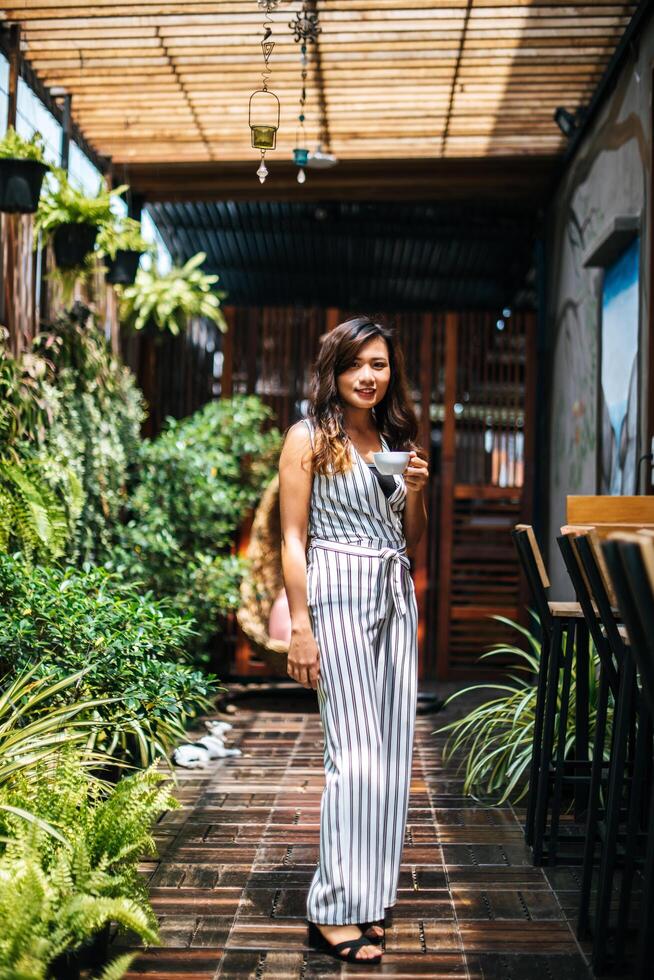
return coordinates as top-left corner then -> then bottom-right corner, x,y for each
307,316 -> 422,476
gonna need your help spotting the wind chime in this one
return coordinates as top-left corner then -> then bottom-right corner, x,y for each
289,1 -> 321,184
249,1 -> 282,183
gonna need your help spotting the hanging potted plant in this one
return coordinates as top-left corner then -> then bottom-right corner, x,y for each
120,252 -> 228,336
97,216 -> 152,286
35,169 -> 127,270
0,127 -> 49,214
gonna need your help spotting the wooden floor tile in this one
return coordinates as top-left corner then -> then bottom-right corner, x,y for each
115,695 -> 591,977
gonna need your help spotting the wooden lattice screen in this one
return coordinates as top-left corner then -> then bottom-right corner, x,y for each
436,310 -> 535,679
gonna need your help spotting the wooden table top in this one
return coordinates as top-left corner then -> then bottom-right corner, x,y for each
566,495 -> 654,539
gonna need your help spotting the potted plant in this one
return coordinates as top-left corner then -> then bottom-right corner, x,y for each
96,216 -> 152,286
0,126 -> 49,214
120,251 -> 227,336
35,169 -> 127,270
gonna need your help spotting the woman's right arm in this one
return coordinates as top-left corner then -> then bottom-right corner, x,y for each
279,422 -> 320,691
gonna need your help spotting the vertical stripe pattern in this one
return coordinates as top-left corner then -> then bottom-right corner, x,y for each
301,419 -> 419,926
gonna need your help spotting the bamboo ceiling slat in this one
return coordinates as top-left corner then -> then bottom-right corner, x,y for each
0,0 -> 638,167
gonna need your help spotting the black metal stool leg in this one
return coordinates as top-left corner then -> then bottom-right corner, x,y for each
574,619 -> 590,818
525,627 -> 551,848
592,653 -> 637,973
533,618 -> 564,865
614,709 -> 650,969
577,663 -> 611,939
549,620 -> 575,865
635,777 -> 654,980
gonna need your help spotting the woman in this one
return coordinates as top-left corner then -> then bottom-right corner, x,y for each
278,316 -> 429,964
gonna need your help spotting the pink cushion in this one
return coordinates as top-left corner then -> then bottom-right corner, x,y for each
268,588 -> 292,644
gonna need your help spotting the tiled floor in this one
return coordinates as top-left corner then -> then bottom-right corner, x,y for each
117,687 -> 594,979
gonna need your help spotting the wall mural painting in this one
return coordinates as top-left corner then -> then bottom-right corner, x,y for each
552,297 -> 598,494
599,236 -> 640,494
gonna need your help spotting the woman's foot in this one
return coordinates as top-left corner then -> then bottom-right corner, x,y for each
361,919 -> 384,942
310,922 -> 382,961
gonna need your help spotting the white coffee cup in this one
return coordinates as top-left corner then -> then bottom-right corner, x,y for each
373,451 -> 411,475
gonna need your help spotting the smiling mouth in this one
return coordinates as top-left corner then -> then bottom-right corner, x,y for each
357,388 -> 375,394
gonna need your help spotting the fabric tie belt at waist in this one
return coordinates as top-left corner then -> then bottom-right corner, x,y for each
310,538 -> 411,617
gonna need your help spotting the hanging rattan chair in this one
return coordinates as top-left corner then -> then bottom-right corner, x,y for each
237,473 -> 290,675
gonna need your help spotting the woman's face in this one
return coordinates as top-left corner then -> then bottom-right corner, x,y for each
336,335 -> 391,410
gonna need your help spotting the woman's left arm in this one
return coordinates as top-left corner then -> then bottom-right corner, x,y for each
402,451 -> 429,553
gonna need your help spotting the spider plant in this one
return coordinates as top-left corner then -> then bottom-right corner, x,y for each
0,667 -> 117,788
436,614 -> 607,804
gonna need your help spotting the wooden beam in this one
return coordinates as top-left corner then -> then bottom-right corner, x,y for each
59,93 -> 72,170
125,156 -> 558,203
7,24 -> 20,129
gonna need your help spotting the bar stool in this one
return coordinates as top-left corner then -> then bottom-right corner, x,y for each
573,532 -> 639,972
511,525 -> 590,865
557,529 -> 617,819
602,535 -> 654,979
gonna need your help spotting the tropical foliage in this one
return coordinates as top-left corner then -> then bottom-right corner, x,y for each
436,615 -> 608,804
120,252 -> 227,335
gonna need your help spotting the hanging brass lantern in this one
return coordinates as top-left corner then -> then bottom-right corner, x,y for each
249,88 -> 280,183
249,89 -> 280,151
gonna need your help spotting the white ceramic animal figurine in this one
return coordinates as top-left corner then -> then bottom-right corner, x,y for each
205,720 -> 234,735
171,730 -> 241,769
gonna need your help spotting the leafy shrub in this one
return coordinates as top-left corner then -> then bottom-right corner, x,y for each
437,615 -> 607,804
0,329 -> 82,561
109,396 -> 281,659
33,305 -> 145,563
0,555 -> 220,765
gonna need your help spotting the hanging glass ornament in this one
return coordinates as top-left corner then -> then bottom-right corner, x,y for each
290,4 -> 321,187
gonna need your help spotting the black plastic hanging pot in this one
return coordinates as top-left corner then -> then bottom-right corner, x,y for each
0,157 -> 48,214
47,948 -> 81,980
105,248 -> 143,285
52,222 -> 98,269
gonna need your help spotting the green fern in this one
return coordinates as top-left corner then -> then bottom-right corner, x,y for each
0,460 -> 73,561
96,953 -> 137,980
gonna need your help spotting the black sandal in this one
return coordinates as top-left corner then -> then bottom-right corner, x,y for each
359,918 -> 385,944
307,921 -> 382,964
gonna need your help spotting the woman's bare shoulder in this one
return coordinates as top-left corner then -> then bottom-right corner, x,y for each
283,419 -> 313,450
280,420 -> 313,469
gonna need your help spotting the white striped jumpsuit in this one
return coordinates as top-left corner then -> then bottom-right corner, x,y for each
302,418 -> 419,926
